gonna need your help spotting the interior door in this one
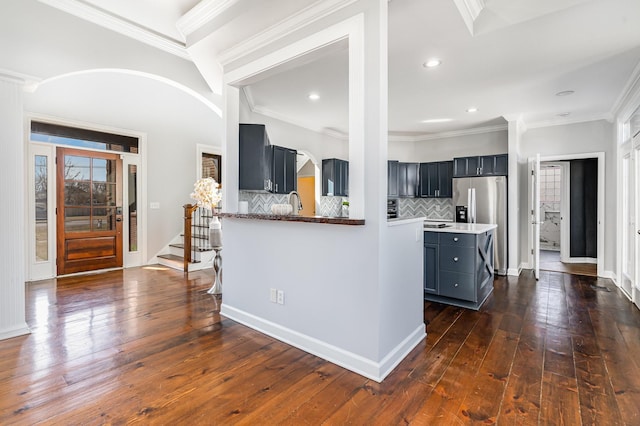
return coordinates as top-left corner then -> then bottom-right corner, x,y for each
56,147 -> 123,275
532,154 -> 541,280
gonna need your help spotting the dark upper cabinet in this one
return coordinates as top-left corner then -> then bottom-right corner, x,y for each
398,162 -> 419,197
322,158 -> 349,196
271,145 -> 297,194
419,161 -> 453,198
453,154 -> 508,177
239,123 -> 272,191
438,161 -> 453,197
239,123 -> 297,193
482,154 -> 508,176
388,161 -> 399,197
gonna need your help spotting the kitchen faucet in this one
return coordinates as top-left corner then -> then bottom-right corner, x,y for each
288,191 -> 303,216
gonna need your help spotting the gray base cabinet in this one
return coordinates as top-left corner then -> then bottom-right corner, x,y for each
423,230 -> 495,310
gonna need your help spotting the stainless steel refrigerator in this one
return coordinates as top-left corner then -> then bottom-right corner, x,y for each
453,176 -> 508,275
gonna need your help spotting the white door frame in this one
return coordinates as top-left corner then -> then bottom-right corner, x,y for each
528,152 -> 605,277
196,143 -> 222,181
532,154 -> 541,280
26,115 -> 148,278
27,143 -> 56,280
634,141 -> 640,307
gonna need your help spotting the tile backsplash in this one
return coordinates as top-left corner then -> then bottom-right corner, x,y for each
239,190 -> 451,220
320,196 -> 348,217
239,191 -> 288,214
397,198 -> 453,221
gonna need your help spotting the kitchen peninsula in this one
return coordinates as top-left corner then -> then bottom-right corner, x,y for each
423,223 -> 496,310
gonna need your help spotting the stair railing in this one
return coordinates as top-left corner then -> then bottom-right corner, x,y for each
183,204 -> 215,272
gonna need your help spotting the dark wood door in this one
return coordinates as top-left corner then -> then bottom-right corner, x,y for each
56,147 -> 123,275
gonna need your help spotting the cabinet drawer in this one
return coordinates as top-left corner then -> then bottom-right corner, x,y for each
439,245 -> 475,273
439,271 -> 475,301
439,232 -> 475,247
424,231 -> 439,244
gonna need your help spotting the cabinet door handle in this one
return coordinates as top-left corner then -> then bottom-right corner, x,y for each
454,283 -> 459,287
453,237 -> 459,242
275,183 -> 278,192
453,257 -> 459,262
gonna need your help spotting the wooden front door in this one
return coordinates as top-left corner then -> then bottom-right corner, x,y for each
56,147 -> 123,275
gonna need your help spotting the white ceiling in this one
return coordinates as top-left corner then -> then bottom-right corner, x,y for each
40,0 -> 640,138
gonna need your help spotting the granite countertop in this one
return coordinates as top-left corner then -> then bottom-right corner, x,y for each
218,212 -> 365,226
423,222 -> 497,234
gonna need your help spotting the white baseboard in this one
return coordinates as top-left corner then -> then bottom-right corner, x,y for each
507,267 -> 521,276
0,323 -> 30,341
599,270 -> 616,280
221,304 -> 426,383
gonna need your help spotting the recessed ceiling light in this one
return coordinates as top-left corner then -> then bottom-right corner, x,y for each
466,107 -> 478,113
557,112 -> 571,117
308,93 -> 320,101
423,59 -> 442,68
421,118 -> 453,123
555,90 -> 575,97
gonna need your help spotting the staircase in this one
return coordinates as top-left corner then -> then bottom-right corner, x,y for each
157,205 -> 216,272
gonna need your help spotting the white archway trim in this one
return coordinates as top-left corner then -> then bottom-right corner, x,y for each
36,69 -> 222,117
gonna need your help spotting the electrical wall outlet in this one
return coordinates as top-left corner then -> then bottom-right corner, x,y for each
436,205 -> 440,212
270,288 -> 277,303
277,290 -> 285,305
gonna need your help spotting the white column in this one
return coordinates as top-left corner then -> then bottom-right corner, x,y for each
222,85 -> 239,212
0,76 -> 29,340
506,116 -> 525,276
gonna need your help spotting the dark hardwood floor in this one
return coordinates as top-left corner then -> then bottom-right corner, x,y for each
1,266 -> 640,424
539,249 -> 597,277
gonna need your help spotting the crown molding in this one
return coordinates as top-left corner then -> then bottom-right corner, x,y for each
252,102 -> 508,143
241,86 -> 257,111
321,128 -> 349,141
38,0 -> 190,60
177,0 -> 241,38
610,59 -> 640,122
452,0 -> 485,35
243,88 -> 347,142
391,124 -> 508,142
217,0 -> 357,66
252,104 -> 328,135
0,68 -> 41,91
526,113 -> 613,130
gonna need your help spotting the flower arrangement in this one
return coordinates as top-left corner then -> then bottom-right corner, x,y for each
190,177 -> 222,211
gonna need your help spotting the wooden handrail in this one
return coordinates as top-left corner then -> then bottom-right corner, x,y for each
182,204 -> 198,272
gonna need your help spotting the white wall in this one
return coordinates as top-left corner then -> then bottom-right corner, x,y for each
1,0 -> 226,267
24,72 -> 223,263
520,120 -> 616,275
0,78 -> 29,340
0,0 -> 214,104
413,130 -> 508,162
388,140 -> 416,162
221,0 -> 424,381
239,90 -> 348,162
